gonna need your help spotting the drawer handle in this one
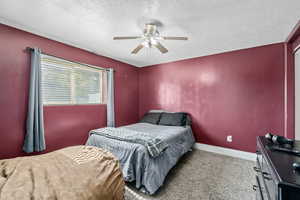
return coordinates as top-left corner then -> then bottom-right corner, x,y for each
253,166 -> 261,172
253,185 -> 258,191
262,172 -> 272,181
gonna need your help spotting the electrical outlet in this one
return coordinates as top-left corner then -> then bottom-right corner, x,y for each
227,135 -> 232,143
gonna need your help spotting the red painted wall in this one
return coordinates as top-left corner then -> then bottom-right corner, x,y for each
0,22 -> 289,157
138,43 -> 285,152
0,24 -> 139,159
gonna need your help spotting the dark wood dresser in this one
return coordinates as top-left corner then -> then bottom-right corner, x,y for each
255,136 -> 300,200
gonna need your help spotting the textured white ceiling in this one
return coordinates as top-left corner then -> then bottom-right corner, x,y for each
0,0 -> 299,67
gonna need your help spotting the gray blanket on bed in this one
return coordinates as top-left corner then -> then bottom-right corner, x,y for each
89,127 -> 169,158
86,123 -> 195,195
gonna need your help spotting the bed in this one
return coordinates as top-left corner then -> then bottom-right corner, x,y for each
86,113 -> 195,195
0,146 -> 124,200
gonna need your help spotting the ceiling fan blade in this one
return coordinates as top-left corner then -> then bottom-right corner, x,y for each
131,44 -> 144,54
154,42 -> 168,54
162,36 -> 188,40
113,36 -> 141,40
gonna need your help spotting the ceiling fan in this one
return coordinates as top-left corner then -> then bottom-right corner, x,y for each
113,24 -> 188,54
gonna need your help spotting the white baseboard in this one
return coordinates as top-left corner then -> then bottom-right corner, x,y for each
193,143 -> 256,161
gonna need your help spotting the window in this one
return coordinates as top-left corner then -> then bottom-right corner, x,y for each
41,55 -> 107,105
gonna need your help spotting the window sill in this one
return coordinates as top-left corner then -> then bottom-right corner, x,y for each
43,103 -> 107,107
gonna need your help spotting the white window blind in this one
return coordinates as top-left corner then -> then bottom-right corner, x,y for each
41,55 -> 107,105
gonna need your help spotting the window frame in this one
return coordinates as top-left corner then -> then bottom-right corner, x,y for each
41,55 -> 107,106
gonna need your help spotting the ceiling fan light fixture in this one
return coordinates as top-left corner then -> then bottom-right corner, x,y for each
142,40 -> 151,48
150,38 -> 158,45
113,23 -> 188,54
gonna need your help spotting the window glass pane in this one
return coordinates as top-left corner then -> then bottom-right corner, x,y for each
42,63 -> 72,104
73,67 -> 101,104
41,55 -> 105,105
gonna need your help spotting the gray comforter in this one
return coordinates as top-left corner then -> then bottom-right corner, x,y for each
89,127 -> 169,157
86,123 -> 195,194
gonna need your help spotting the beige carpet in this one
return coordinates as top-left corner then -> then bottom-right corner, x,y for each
124,149 -> 255,200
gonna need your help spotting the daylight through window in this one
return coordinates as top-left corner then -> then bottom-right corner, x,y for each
41,55 -> 107,105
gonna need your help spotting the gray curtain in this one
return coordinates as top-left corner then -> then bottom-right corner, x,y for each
107,68 -> 115,127
23,48 -> 46,153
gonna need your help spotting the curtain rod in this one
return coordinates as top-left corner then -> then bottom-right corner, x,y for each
25,47 -> 115,72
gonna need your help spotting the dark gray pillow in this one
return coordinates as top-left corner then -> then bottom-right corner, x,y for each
150,110 -> 192,126
140,113 -> 162,124
186,115 -> 192,126
158,112 -> 187,126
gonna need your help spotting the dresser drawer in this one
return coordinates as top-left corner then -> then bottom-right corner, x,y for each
261,154 -> 277,200
255,174 -> 269,200
255,175 -> 264,200
255,158 -> 271,199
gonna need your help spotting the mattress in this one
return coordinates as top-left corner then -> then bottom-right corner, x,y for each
86,123 -> 195,194
0,146 -> 124,200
